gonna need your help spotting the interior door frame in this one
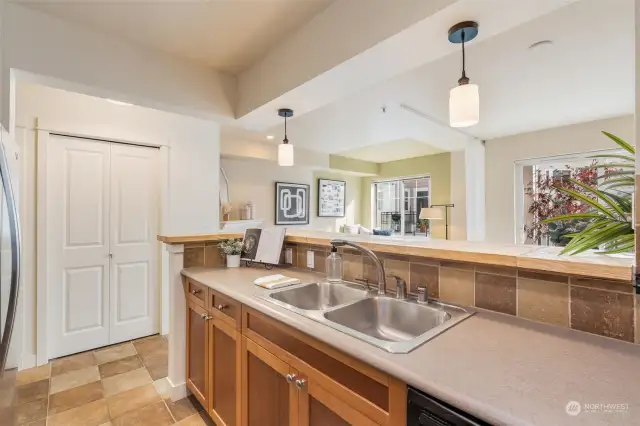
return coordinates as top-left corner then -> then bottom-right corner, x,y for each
35,129 -> 168,365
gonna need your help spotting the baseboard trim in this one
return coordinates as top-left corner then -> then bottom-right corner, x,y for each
167,377 -> 188,402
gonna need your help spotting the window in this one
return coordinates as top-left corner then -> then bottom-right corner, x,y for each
372,176 -> 430,235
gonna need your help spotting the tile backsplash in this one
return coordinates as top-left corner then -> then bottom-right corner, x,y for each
183,241 -> 638,344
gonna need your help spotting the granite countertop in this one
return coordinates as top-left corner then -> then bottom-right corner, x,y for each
182,266 -> 640,426
159,230 -> 634,281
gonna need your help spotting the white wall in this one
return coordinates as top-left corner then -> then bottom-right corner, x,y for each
221,157 -> 361,232
485,115 -> 634,244
1,3 -> 235,132
449,150 -> 467,240
16,82 -> 221,367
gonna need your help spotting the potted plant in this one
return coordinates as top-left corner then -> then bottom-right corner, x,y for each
218,239 -> 244,267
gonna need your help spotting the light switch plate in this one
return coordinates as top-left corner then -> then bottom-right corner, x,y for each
285,248 -> 293,264
306,250 -> 314,269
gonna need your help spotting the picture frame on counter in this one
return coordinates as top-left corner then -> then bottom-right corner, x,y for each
275,181 -> 310,225
318,178 -> 346,217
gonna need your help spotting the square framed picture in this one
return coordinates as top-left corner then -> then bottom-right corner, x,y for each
275,182 -> 310,225
318,179 -> 346,217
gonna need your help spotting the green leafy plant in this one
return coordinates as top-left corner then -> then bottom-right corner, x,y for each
543,132 -> 634,255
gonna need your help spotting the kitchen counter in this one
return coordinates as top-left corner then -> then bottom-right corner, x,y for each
160,230 -> 635,281
182,266 -> 640,426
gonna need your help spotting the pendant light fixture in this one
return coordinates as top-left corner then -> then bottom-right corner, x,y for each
448,21 -> 479,128
277,108 -> 294,166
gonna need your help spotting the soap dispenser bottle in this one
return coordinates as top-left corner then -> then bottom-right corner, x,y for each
326,246 -> 343,282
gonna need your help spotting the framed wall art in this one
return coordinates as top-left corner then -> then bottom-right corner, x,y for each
275,182 -> 310,225
318,178 -> 346,218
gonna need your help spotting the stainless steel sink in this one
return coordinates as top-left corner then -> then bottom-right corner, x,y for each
324,297 -> 451,342
266,281 -> 369,311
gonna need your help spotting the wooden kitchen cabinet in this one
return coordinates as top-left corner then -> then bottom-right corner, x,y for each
186,299 -> 210,408
208,317 -> 241,426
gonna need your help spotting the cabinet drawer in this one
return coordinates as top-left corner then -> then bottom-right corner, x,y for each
187,279 -> 208,307
210,290 -> 241,328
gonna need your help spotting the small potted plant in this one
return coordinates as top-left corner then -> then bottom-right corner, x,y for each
218,239 -> 243,268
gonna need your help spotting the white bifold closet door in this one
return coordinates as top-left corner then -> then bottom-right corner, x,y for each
47,135 -> 159,359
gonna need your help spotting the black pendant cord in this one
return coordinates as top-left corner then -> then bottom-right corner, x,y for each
283,115 -> 289,144
459,30 -> 469,85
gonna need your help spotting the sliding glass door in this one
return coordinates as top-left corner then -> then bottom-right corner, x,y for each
373,176 -> 430,235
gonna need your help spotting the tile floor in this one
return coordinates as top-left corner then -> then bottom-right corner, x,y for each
4,335 -> 215,426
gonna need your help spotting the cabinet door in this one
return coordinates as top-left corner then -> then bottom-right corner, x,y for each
241,337 -> 298,426
298,373 -> 378,426
209,318 -> 240,426
186,301 -> 210,408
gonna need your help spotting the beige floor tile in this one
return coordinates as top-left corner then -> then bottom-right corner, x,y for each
153,378 -> 171,400
102,367 -> 152,397
26,419 -> 46,426
178,412 -> 216,426
47,398 -> 109,426
111,400 -> 174,426
14,398 -> 47,425
13,379 -> 49,405
146,362 -> 168,381
51,352 -> 97,377
106,384 -> 161,419
49,380 -> 104,416
50,366 -> 100,394
165,395 -> 202,422
16,365 -> 50,387
94,343 -> 137,365
99,355 -> 143,379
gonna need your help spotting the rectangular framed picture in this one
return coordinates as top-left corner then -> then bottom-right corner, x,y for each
318,178 -> 346,217
275,182 -> 310,225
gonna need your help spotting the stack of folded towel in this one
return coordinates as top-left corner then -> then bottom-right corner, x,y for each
253,274 -> 301,290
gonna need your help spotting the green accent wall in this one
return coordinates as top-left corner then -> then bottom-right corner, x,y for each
329,155 -> 379,175
360,152 -> 451,239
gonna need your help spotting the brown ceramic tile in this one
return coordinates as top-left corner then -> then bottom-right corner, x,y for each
48,381 -> 104,416
184,247 -> 205,268
475,265 -> 517,277
178,411 -> 216,426
409,263 -> 439,297
14,398 -> 47,425
363,257 -> 378,284
165,395 -> 203,422
51,351 -> 97,377
146,363 -> 168,381
16,365 -> 50,387
518,270 -> 568,284
312,249 -> 327,273
50,366 -> 100,394
571,286 -> 635,342
107,383 -> 161,419
184,242 -> 205,249
475,273 -> 517,315
440,260 -> 474,271
94,343 -> 137,365
111,401 -> 174,426
439,268 -> 474,307
570,277 -> 634,293
13,380 -> 49,405
48,398 -> 109,426
204,246 -> 224,268
133,335 -> 167,363
342,253 -> 363,282
384,259 -> 410,293
296,244 -> 308,268
102,368 -> 152,397
517,278 -> 569,327
99,355 -> 143,379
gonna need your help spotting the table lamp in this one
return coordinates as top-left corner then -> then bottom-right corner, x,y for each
419,204 -> 454,239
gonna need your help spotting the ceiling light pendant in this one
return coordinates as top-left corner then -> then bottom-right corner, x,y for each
448,21 -> 479,128
278,108 -> 294,166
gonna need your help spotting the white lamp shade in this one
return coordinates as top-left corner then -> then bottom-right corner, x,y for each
449,83 -> 479,128
419,207 -> 443,220
278,143 -> 294,166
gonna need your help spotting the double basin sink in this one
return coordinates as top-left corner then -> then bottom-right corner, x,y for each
258,280 -> 472,353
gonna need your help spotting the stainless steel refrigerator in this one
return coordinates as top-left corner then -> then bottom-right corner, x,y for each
0,126 -> 22,425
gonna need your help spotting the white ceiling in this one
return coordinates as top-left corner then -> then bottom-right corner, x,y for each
256,0 -> 633,157
19,0 -> 332,74
337,138 -> 444,163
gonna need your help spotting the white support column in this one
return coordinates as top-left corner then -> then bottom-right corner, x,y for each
464,140 -> 486,242
165,243 -> 187,402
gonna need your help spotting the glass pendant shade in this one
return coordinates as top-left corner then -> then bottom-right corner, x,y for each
278,143 -> 294,166
449,83 -> 479,128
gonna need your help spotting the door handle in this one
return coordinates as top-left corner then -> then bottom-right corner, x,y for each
285,374 -> 296,383
190,289 -> 201,295
295,379 -> 307,390
200,314 -> 212,321
217,304 -> 227,311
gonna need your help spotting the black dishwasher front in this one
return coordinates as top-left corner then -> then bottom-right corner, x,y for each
407,387 -> 490,426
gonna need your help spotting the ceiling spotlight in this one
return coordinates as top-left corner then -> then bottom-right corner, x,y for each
266,135 -> 274,140
448,21 -> 479,128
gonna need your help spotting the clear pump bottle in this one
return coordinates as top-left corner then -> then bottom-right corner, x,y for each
326,246 -> 343,282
